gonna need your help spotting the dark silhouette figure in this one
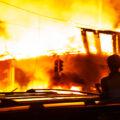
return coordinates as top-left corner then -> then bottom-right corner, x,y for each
101,54 -> 120,99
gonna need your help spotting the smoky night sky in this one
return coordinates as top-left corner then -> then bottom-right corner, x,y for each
0,0 -> 120,29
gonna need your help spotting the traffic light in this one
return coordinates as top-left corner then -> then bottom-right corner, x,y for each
54,60 -> 58,72
54,59 -> 64,73
59,60 -> 63,72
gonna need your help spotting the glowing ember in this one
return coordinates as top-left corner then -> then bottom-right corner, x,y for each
70,86 -> 82,91
52,86 -> 62,90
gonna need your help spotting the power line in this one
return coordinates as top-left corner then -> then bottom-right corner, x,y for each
0,0 -> 66,22
0,1 -> 106,30
0,1 -> 100,30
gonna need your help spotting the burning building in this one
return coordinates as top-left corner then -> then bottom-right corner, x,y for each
0,0 -> 120,92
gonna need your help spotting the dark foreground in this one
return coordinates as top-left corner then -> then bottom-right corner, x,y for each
0,89 -> 120,120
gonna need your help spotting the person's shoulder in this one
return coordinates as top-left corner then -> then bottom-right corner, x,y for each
118,72 -> 120,75
101,76 -> 109,81
101,76 -> 109,84
115,72 -> 120,78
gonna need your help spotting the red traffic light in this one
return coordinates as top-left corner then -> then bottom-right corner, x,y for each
59,60 -> 63,72
54,59 -> 64,72
54,60 -> 58,72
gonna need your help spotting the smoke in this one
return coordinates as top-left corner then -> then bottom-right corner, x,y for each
15,67 -> 33,90
48,54 -> 106,91
109,0 -> 120,28
0,0 -> 117,29
49,70 -> 85,89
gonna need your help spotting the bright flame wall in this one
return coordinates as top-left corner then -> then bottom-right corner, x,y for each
0,0 -> 120,92
0,0 -> 119,59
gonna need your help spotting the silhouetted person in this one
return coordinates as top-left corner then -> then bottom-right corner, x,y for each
101,54 -> 120,99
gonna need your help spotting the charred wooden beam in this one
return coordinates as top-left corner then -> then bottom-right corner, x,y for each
81,28 -> 95,32
98,30 -> 117,34
112,33 -> 117,54
94,31 -> 102,54
81,30 -> 90,54
118,34 -> 120,54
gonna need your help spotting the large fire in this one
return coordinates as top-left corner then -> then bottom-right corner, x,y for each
0,0 -> 120,92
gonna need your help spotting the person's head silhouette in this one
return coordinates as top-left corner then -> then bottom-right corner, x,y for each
107,54 -> 120,72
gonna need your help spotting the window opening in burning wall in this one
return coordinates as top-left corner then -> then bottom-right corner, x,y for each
86,31 -> 97,54
99,33 -> 113,55
70,28 -> 86,54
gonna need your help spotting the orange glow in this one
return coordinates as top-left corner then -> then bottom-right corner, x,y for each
0,0 -> 116,59
22,70 -> 50,91
70,86 -> 82,91
44,102 -> 85,108
51,86 -> 82,92
52,86 -> 62,90
0,0 -> 119,92
28,81 -> 48,90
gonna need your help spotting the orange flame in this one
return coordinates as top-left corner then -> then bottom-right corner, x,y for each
0,0 -> 119,92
